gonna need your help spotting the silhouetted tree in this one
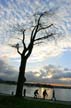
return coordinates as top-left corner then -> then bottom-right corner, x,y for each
14,12 -> 54,97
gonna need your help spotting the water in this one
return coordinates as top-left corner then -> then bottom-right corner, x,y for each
0,83 -> 71,101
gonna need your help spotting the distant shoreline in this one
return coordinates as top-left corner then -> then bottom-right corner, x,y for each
0,80 -> 71,89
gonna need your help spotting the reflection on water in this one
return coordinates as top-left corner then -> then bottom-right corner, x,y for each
23,87 -> 53,99
0,84 -> 71,101
38,88 -> 52,99
0,84 -> 16,95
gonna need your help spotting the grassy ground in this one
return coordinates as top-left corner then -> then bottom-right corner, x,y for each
0,95 -> 71,108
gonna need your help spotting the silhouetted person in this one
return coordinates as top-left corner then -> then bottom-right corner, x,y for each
43,89 -> 48,99
52,89 -> 56,101
11,91 -> 14,95
23,89 -> 26,97
34,89 -> 39,98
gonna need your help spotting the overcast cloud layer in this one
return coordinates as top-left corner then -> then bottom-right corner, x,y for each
0,59 -> 71,85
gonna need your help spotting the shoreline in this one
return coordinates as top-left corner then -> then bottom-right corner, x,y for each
0,81 -> 71,89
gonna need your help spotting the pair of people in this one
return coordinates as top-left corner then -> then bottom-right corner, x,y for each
34,89 -> 48,99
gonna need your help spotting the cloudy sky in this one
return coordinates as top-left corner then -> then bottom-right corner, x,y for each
0,0 -> 71,85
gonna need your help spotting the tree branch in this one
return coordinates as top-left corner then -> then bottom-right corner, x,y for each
31,13 -> 44,41
16,43 -> 22,55
26,42 -> 33,58
31,13 -> 53,43
37,24 -> 53,32
30,25 -> 37,41
22,30 -> 26,50
17,48 -> 21,55
34,33 -> 54,42
34,41 -> 43,45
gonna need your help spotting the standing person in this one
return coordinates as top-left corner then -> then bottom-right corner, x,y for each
43,89 -> 48,99
34,89 -> 39,98
11,91 -> 14,96
23,89 -> 26,97
52,89 -> 56,101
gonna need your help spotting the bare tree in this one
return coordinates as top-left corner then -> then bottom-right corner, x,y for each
12,12 -> 54,97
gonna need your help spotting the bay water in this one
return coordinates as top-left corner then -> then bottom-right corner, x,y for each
0,84 -> 71,101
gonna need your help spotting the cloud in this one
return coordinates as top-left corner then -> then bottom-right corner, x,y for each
25,64 -> 71,84
0,58 -> 71,85
0,0 -> 71,53
0,0 -> 71,84
27,36 -> 71,64
0,59 -> 18,81
41,65 -> 71,84
0,44 -> 19,60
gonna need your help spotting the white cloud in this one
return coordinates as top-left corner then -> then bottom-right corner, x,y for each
27,35 -> 71,63
25,64 -> 71,84
0,58 -> 71,84
0,59 -> 18,81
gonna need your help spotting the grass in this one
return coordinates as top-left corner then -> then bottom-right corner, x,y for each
0,95 -> 71,108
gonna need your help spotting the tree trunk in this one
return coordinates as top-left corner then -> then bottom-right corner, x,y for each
16,55 -> 27,97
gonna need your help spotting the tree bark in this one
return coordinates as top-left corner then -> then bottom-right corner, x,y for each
16,55 -> 27,97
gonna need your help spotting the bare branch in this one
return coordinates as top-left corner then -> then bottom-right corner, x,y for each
34,41 -> 43,45
31,13 -> 45,41
30,23 -> 43,40
16,43 -> 22,55
22,30 -> 25,41
31,13 -> 53,43
34,33 -> 54,42
17,49 -> 21,55
37,24 -> 53,32
22,30 -> 27,49
26,42 -> 33,58
30,25 -> 37,41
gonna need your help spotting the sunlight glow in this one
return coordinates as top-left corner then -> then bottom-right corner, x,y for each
34,72 -> 41,77
60,78 -> 71,81
47,74 -> 53,79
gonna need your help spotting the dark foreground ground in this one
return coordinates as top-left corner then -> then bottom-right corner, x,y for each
0,95 -> 71,108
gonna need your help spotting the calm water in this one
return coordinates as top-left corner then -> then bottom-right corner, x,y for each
0,84 -> 71,101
